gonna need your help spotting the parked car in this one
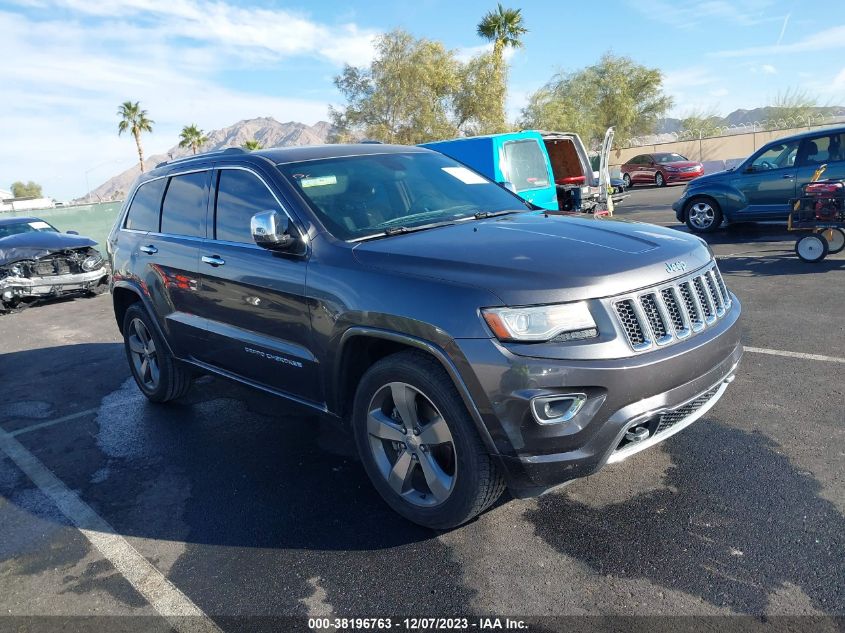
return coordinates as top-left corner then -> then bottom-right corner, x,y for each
622,153 -> 704,188
674,127 -> 845,233
420,130 -> 609,212
108,144 -> 742,529
0,217 -> 109,312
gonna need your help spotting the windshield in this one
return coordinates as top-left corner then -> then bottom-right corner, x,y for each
653,153 -> 688,163
277,152 -> 531,241
0,219 -> 59,239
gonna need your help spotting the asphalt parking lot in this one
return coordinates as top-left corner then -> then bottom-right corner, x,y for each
1,185 -> 843,632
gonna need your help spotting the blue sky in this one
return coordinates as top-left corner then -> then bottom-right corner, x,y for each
2,0 -> 845,200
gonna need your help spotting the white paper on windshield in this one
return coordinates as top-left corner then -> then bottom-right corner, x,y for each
300,175 -> 337,188
442,167 -> 487,184
28,221 -> 51,230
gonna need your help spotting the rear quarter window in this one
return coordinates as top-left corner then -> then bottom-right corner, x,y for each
124,179 -> 166,232
160,171 -> 208,238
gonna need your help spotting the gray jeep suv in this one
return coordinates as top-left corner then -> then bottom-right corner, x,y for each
108,144 -> 742,529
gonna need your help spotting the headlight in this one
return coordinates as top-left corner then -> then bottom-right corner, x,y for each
81,254 -> 104,271
482,302 -> 597,342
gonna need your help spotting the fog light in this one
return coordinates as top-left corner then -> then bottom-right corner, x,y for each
531,394 -> 587,425
2,290 -> 13,300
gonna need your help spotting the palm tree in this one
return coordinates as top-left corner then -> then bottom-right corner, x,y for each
477,4 -> 527,61
117,101 -> 154,173
178,124 -> 208,155
241,138 -> 262,151
476,4 -> 527,132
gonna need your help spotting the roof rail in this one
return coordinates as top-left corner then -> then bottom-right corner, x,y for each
155,146 -> 248,169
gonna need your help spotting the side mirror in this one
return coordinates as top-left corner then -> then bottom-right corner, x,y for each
251,210 -> 299,251
498,181 -> 516,193
66,230 -> 79,235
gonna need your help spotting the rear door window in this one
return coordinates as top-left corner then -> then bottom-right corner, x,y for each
124,178 -> 166,231
214,169 -> 281,244
503,140 -> 550,192
160,171 -> 208,238
797,133 -> 845,166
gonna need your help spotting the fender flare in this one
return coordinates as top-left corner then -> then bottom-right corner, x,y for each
337,326 -> 500,456
111,280 -> 176,356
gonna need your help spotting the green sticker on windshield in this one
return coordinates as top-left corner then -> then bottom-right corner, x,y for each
300,175 -> 338,188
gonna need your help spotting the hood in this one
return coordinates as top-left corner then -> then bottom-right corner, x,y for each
353,212 -> 712,305
0,232 -> 98,266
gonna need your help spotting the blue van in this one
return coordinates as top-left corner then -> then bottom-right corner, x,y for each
421,130 -> 603,212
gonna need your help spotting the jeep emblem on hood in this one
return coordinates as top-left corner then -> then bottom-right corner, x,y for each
665,260 -> 687,274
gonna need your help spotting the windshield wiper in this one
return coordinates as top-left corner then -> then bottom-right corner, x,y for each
355,220 -> 456,241
472,209 -> 524,219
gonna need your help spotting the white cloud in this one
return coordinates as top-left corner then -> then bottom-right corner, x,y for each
50,0 -> 379,66
761,64 -> 777,74
0,3 -> 380,199
625,0 -> 782,29
713,24 -> 845,58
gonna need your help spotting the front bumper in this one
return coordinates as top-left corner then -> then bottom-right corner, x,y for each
454,296 -> 742,497
0,266 -> 109,302
665,170 -> 703,183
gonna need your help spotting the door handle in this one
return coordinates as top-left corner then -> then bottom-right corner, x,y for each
139,244 -> 158,254
782,174 -> 794,179
202,255 -> 225,267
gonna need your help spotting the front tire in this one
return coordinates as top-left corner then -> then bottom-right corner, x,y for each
655,172 -> 665,187
795,234 -> 828,263
122,303 -> 193,402
622,173 -> 632,188
684,197 -> 723,233
352,351 -> 505,529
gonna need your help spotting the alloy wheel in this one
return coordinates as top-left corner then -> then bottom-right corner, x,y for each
127,318 -> 160,390
688,202 -> 716,230
366,382 -> 457,507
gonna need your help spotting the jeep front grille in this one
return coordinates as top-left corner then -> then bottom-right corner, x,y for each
612,262 -> 732,352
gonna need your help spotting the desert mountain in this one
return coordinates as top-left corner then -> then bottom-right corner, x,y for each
657,106 -> 845,134
88,117 -> 332,201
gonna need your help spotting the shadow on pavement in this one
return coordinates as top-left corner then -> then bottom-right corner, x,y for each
1,342 -> 478,618
525,421 -> 845,615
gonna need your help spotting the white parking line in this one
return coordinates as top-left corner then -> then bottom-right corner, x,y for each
8,396 -> 146,438
0,428 -> 222,633
745,346 -> 845,364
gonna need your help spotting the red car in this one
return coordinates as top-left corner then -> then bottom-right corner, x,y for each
621,152 -> 703,188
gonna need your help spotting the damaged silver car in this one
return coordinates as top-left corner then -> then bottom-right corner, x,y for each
0,217 -> 109,312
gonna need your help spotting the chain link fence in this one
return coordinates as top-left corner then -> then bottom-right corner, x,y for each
620,112 -> 845,149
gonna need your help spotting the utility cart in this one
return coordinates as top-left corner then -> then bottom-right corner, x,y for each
788,165 -> 845,262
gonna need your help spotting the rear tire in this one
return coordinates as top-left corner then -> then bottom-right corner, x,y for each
622,173 -> 632,188
352,351 -> 505,529
684,197 -> 723,233
821,227 -> 845,254
122,303 -> 193,402
795,234 -> 829,263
